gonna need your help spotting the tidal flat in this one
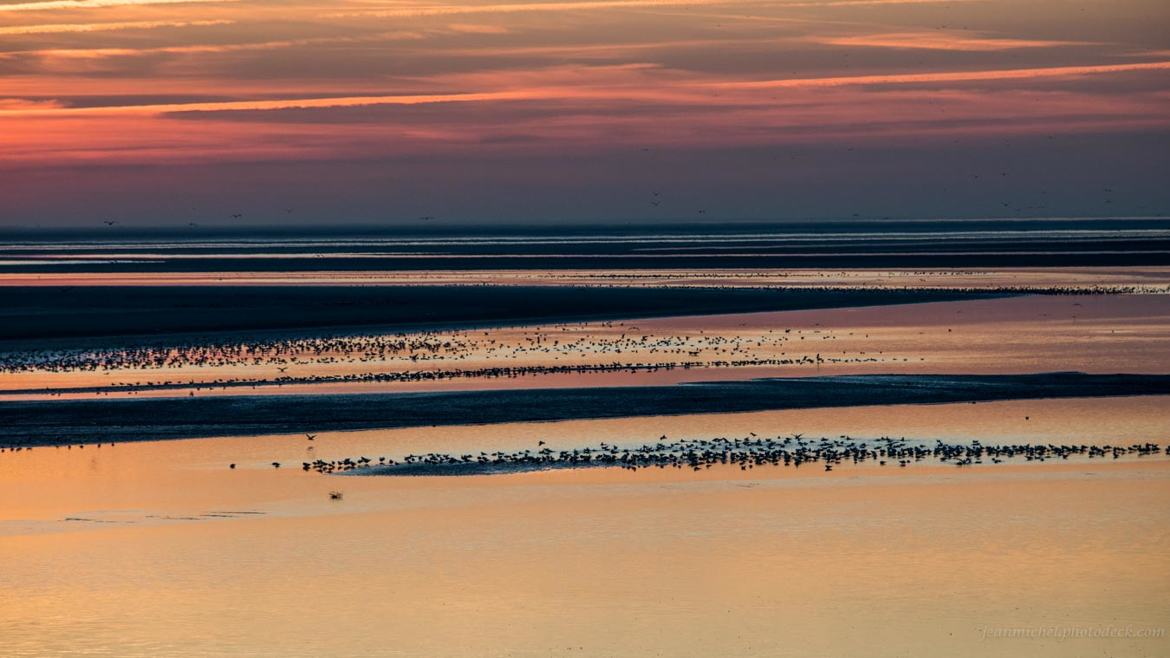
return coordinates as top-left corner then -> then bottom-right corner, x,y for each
2,224 -> 1168,657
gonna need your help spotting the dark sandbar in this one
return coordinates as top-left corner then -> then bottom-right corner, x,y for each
0,286 -> 1009,345
2,372 -> 1169,447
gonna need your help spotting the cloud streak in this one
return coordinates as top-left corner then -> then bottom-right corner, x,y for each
0,19 -> 232,36
710,61 -> 1170,89
811,31 -> 1093,52
328,0 -> 967,19
1,30 -> 427,59
0,0 -> 232,11
0,90 -> 540,116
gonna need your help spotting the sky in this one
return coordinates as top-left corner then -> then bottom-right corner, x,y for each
1,0 -> 1168,226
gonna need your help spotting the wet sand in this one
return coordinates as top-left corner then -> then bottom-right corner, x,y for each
1,397 -> 1168,657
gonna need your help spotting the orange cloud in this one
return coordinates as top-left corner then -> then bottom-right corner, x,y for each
446,23 -> 511,34
709,61 -> 1170,89
0,0 -> 232,11
0,20 -> 232,36
331,0 -> 973,18
812,31 -> 1092,52
2,31 -> 428,60
0,91 -> 540,117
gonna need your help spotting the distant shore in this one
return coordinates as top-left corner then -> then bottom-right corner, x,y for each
4,219 -> 1169,275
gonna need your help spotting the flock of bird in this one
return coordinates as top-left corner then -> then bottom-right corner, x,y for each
292,435 -> 1169,476
1,442 -> 114,453
0,321 -> 897,396
4,436 -> 1166,477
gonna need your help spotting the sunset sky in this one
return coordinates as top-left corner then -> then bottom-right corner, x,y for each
1,0 -> 1168,225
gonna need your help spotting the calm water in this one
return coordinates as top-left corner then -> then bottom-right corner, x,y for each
2,397 -> 1169,657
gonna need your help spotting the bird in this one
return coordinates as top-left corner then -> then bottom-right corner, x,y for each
229,463 -> 236,469
306,434 -> 317,441
103,220 -> 117,226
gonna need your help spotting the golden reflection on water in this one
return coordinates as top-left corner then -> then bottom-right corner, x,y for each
1,397 -> 1169,657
